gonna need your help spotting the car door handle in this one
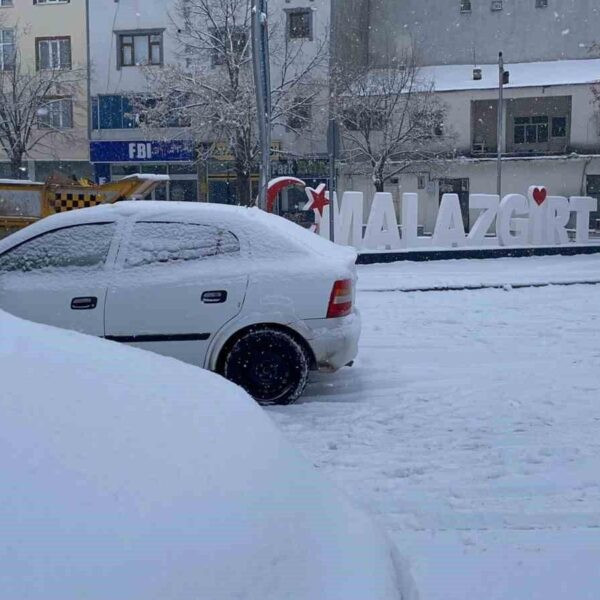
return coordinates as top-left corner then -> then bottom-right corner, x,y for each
201,290 -> 227,304
71,296 -> 98,310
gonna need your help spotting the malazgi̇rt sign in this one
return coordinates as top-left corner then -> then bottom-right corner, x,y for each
268,178 -> 600,251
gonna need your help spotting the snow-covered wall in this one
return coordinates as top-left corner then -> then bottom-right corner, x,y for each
366,0 -> 600,67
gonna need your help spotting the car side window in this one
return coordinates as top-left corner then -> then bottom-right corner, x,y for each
124,221 -> 240,268
0,223 -> 116,274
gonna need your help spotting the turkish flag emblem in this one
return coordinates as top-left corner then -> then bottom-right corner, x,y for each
533,187 -> 547,206
304,184 -> 329,217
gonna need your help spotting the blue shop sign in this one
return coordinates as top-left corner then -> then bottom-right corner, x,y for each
90,140 -> 195,163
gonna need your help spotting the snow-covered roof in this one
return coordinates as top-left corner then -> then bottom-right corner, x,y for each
0,179 -> 43,186
424,58 -> 600,93
119,173 -> 170,182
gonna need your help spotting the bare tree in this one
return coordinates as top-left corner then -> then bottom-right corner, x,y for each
138,0 -> 328,205
0,38 -> 86,179
337,48 -> 454,193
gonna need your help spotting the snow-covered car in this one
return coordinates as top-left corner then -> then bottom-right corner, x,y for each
0,201 -> 360,404
0,309 -> 400,600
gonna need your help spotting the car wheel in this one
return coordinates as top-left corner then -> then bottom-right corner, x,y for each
222,328 -> 310,405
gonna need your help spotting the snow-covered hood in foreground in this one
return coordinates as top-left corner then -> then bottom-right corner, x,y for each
0,311 -> 398,599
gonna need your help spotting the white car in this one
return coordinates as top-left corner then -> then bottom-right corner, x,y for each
0,201 -> 360,404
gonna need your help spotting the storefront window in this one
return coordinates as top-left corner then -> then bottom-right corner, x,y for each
169,163 -> 197,175
111,164 -> 140,177
170,179 -> 198,202
141,164 -> 168,174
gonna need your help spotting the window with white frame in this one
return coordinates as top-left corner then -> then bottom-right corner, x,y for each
36,37 -> 71,70
0,29 -> 15,71
0,0 -> 14,7
38,98 -> 73,129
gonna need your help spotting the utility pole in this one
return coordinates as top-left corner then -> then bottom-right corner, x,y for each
327,0 -> 338,242
251,0 -> 271,210
497,51 -> 505,199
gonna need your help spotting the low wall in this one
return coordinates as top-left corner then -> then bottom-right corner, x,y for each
357,244 -> 600,264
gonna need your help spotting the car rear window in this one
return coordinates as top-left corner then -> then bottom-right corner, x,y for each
124,221 -> 240,268
0,223 -> 116,273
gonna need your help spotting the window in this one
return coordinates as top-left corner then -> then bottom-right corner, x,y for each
0,0 -> 13,7
287,9 -> 312,40
433,110 -> 445,137
211,27 -> 248,66
514,115 -> 548,144
343,107 -> 385,131
125,222 -> 240,268
36,37 -> 71,70
460,0 -> 472,12
0,28 -> 14,71
38,98 -> 73,129
491,0 -> 503,10
535,0 -> 548,7
34,0 -> 70,4
552,116 -> 567,137
118,31 -> 163,67
92,94 -> 190,130
288,98 -> 312,130
0,223 -> 116,274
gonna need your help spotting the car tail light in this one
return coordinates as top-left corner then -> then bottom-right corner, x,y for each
327,279 -> 353,318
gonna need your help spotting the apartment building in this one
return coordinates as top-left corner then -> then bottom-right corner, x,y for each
88,0 -> 331,207
335,0 -> 600,232
0,0 -> 90,181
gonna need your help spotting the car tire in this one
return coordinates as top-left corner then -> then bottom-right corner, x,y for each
222,328 -> 310,406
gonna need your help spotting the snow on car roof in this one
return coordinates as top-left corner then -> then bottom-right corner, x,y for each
0,309 -> 400,599
0,201 -> 357,266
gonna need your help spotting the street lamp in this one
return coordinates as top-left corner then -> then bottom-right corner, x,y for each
497,52 -> 509,199
251,0 -> 271,211
327,0 -> 338,242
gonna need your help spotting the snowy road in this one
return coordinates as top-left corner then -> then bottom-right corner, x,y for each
268,256 -> 600,600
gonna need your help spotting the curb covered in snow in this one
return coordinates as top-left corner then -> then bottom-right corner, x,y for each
356,244 -> 600,264
361,279 -> 600,294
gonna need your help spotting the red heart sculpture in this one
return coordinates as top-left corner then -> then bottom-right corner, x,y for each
533,187 -> 547,206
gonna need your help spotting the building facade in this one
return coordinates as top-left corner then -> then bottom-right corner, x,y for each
88,0 -> 332,207
335,1 -> 600,234
88,0 -> 196,201
0,0 -> 90,181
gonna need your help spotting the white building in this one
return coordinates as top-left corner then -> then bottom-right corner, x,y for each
331,0 -> 600,234
88,0 -> 196,201
88,0 -> 332,205
340,58 -> 600,233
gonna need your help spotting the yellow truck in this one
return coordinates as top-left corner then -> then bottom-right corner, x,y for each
0,174 -> 169,239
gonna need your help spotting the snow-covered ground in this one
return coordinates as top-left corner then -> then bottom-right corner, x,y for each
268,255 -> 600,600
